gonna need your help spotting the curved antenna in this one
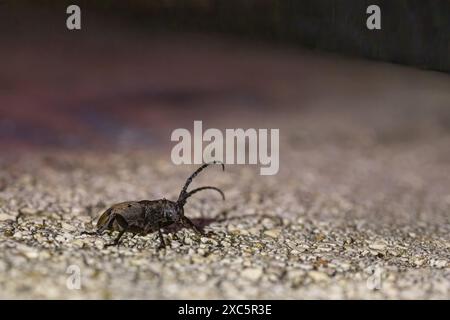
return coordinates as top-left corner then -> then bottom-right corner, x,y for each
180,186 -> 225,205
177,161 -> 224,204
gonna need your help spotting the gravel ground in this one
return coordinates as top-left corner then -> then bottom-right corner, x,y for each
0,129 -> 449,299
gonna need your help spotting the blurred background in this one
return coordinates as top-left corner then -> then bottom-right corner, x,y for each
0,0 -> 449,153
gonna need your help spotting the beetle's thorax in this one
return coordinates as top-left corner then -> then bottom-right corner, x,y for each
139,198 -> 183,225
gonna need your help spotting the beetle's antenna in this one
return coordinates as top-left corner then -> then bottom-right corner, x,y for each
179,186 -> 225,205
177,161 -> 224,205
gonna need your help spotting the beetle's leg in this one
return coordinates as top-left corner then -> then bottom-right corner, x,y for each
80,230 -> 99,236
105,229 -> 126,247
81,227 -> 109,236
80,223 -> 108,236
105,214 -> 128,247
181,216 -> 203,236
157,228 -> 166,250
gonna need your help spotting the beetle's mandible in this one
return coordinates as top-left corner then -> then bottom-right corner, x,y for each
82,161 -> 225,249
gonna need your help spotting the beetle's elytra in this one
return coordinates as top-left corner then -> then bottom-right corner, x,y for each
83,161 -> 225,249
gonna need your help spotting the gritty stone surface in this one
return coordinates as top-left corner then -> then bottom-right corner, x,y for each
0,144 -> 449,299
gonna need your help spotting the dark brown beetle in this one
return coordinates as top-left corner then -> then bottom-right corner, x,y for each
83,161 -> 225,249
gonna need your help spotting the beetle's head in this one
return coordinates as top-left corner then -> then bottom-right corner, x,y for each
163,200 -> 184,222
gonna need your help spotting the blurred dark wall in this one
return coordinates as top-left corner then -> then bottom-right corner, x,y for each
14,0 -> 450,73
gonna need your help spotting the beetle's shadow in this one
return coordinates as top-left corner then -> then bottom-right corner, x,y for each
161,208 -> 283,234
162,217 -> 216,234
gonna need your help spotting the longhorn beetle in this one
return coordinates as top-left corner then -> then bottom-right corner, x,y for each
82,161 -> 225,249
